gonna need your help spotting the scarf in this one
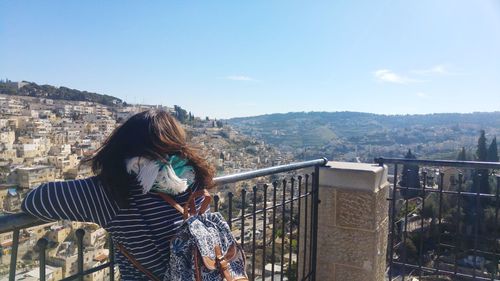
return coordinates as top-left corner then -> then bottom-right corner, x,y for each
125,155 -> 195,195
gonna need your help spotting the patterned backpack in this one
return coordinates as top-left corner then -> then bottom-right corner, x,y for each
117,189 -> 248,281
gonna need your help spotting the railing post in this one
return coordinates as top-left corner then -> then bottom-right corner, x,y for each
37,238 -> 48,281
109,235 -> 115,281
76,228 -> 85,281
261,184 -> 268,281
311,165 -> 320,281
298,175 -> 310,280
8,229 -> 20,281
280,179 -> 287,280
388,164 -> 398,280
313,161 -> 389,281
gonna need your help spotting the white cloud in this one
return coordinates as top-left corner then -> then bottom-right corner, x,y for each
416,92 -> 429,98
412,64 -> 460,76
373,69 -> 418,84
225,75 -> 256,81
374,64 -> 461,86
429,65 -> 447,74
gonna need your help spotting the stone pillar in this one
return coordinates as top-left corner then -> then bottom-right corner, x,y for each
299,161 -> 389,281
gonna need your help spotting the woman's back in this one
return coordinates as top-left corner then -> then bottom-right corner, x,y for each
22,109 -> 214,280
22,176 -> 202,280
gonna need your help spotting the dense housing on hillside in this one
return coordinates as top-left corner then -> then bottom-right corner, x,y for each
0,92 -> 288,280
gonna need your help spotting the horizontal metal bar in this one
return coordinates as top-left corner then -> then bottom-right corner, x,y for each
395,185 -> 496,198
213,158 -> 328,185
392,261 -> 493,281
0,213 -> 45,233
60,262 -> 112,281
440,243 -> 500,257
0,158 -> 328,233
375,157 -> 500,170
231,191 -> 313,223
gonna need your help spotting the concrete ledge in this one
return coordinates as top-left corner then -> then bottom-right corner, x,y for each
320,161 -> 388,192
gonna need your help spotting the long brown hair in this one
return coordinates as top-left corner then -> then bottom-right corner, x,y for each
83,109 -> 214,208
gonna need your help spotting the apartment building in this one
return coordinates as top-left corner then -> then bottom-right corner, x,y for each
0,185 -> 21,213
46,225 -> 72,245
15,166 -> 56,189
0,266 -> 62,281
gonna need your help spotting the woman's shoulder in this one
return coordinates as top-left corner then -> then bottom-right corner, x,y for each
65,176 -> 112,193
22,176 -> 119,225
43,176 -> 107,196
67,175 -> 101,185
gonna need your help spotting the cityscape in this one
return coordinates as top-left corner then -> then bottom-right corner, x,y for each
1,1 -> 499,280
1,79 -> 499,280
0,80 -> 296,280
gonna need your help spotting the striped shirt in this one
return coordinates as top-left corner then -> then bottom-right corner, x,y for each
21,176 -> 202,280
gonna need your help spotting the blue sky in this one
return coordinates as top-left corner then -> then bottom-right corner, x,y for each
1,1 -> 499,119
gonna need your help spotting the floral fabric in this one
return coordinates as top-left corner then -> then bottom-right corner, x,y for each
165,212 -> 248,281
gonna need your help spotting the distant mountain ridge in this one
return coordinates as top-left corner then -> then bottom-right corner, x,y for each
227,111 -> 500,161
0,80 -> 124,106
232,111 -> 500,127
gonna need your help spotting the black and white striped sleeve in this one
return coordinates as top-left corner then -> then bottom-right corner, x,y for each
21,177 -> 118,227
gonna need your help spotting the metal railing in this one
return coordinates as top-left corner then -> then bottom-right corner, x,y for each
375,157 -> 500,281
0,158 -> 328,281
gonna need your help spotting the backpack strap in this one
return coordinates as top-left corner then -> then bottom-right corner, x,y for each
156,189 -> 212,220
115,243 -> 161,281
183,189 -> 212,219
156,192 -> 184,214
214,245 -> 234,281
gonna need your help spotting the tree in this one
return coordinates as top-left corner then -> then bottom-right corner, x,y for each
70,112 -> 82,121
457,147 -> 467,161
173,105 -> 188,123
487,137 -> 499,162
473,131 -> 491,195
421,193 -> 439,221
467,131 -> 491,233
476,130 -> 488,161
396,239 -> 419,264
399,149 -> 421,199
285,262 -> 297,281
216,120 -> 224,128
484,207 -> 499,233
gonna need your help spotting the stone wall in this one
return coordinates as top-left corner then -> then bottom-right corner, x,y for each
298,161 -> 389,281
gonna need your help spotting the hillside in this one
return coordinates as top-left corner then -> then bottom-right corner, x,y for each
228,111 -> 500,162
0,80 -> 123,107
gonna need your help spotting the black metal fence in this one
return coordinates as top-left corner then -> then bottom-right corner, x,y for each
375,157 -> 500,281
0,158 -> 327,281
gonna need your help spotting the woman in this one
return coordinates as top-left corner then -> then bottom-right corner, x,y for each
22,109 -> 214,280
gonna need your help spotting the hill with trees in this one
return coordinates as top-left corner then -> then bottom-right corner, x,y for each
228,111 -> 500,161
0,79 -> 124,107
